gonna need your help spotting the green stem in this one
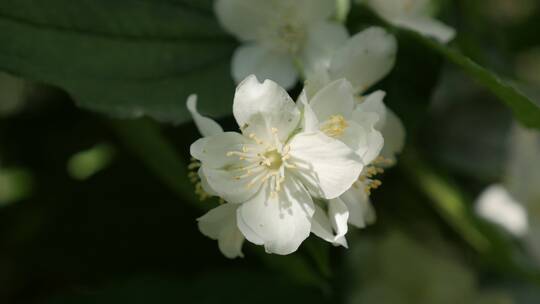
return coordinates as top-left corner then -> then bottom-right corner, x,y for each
401,149 -> 540,285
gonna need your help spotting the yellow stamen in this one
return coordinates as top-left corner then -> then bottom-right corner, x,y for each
321,115 -> 348,138
188,159 -> 211,201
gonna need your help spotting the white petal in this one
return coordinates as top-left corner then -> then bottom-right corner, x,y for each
294,0 -> 336,25
355,90 -> 388,130
329,198 -> 350,246
231,45 -> 298,89
475,184 -> 528,237
380,108 -> 406,164
297,90 -> 320,133
214,0 -> 276,41
311,200 -> 348,247
236,178 -> 315,255
353,91 -> 389,164
202,166 -> 262,204
191,132 -> 249,169
288,131 -> 363,199
340,119 -> 383,165
194,132 -> 262,203
233,75 -> 300,140
366,0 -> 432,20
395,17 -> 456,43
309,78 -> 356,121
311,199 -> 349,247
302,22 -> 349,76
198,167 -> 218,197
328,27 -> 397,93
311,204 -> 336,244
186,94 -> 223,137
340,185 -> 376,228
198,204 -> 245,258
190,137 -> 209,161
304,64 -> 332,99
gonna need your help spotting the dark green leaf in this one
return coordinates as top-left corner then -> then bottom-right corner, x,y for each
0,0 -> 236,123
110,118 -> 198,205
407,30 -> 540,129
350,3 -> 540,129
401,149 -> 540,285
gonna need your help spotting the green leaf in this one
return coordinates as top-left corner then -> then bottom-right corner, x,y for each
401,149 -> 540,285
400,150 -> 491,254
406,30 -> 540,129
350,3 -> 540,129
0,0 -> 237,123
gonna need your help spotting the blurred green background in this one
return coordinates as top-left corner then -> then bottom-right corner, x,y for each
1,0 -> 540,303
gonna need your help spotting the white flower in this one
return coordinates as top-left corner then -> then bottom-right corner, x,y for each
302,28 -> 406,245
215,0 -> 348,89
305,27 -> 397,96
305,27 -> 405,163
475,184 -> 528,237
300,79 -> 384,246
190,75 -> 364,256
363,0 -> 456,43
188,95 -> 247,258
475,124 -> 540,259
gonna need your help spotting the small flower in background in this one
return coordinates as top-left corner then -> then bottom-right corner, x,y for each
362,0 -> 456,43
346,232 -> 515,304
475,184 -> 528,238
189,75 -> 365,256
214,0 -> 348,89
475,124 -> 540,261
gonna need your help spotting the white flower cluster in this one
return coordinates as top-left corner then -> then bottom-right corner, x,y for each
185,0 -> 456,257
216,0 -> 454,90
189,73 -> 401,256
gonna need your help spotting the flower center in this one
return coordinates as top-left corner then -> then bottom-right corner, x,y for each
321,115 -> 348,138
263,149 -> 283,171
225,129 -> 296,197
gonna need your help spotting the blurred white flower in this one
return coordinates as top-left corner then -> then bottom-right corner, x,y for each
363,0 -> 456,43
475,184 -> 528,237
189,75 -> 363,256
305,27 -> 397,95
214,0 -> 348,89
475,124 -> 540,260
347,232 -> 515,304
